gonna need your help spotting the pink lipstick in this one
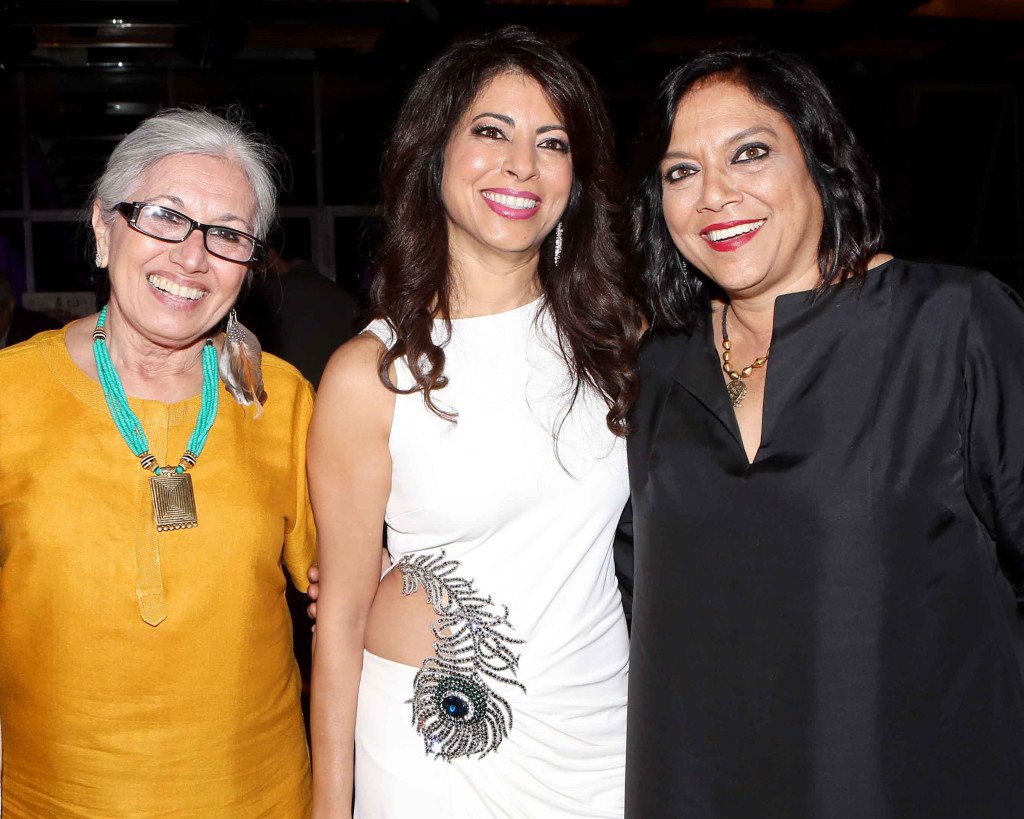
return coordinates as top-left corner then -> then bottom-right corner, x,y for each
481,188 -> 541,221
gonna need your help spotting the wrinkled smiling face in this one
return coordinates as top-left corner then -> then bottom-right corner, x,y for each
660,78 -> 824,299
441,71 -> 573,265
92,153 -> 256,348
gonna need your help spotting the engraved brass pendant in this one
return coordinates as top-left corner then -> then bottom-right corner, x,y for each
150,470 -> 198,531
727,379 -> 747,407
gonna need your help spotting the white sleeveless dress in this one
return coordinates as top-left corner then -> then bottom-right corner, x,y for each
354,297 -> 628,818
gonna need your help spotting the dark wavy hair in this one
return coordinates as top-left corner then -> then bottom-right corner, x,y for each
370,25 -> 642,435
627,45 -> 884,331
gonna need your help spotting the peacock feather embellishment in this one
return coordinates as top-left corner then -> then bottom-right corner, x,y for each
399,551 -> 526,761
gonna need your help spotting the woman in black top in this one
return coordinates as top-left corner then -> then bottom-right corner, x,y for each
623,46 -> 1024,817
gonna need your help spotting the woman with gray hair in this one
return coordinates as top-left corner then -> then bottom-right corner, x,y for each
0,108 -> 316,815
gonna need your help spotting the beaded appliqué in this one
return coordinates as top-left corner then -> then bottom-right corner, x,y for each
399,551 -> 526,761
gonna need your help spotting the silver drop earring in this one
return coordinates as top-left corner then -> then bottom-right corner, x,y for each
553,221 -> 564,267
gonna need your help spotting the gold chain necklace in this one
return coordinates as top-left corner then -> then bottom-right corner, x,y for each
720,303 -> 769,407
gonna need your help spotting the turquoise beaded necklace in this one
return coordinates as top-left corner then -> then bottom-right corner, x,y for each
92,304 -> 219,531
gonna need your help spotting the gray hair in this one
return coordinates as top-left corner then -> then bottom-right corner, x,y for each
90,107 -> 279,241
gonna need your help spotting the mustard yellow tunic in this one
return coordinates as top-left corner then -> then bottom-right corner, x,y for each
0,326 -> 316,817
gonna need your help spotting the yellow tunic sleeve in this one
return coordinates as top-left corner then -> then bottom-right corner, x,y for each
283,375 -> 317,592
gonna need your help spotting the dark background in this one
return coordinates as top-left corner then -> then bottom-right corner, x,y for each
3,0 -> 1023,710
2,0 -> 1023,303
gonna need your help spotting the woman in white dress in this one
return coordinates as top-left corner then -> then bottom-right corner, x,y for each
308,26 -> 642,819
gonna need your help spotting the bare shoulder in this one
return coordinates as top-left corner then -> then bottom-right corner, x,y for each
868,253 -> 895,269
318,331 -> 390,400
311,331 -> 396,440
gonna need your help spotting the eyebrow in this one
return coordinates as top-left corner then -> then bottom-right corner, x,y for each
728,126 -> 778,144
471,112 -> 568,135
151,194 -> 249,227
473,112 -> 515,127
661,126 -> 780,163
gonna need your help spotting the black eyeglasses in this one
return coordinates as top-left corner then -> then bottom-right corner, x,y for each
112,201 -> 266,264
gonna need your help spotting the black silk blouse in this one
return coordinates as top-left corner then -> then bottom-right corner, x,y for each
623,260 -> 1024,818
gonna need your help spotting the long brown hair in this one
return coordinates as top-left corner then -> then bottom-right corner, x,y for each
370,25 -> 642,435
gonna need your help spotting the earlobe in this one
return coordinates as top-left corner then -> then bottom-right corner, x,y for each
91,200 -> 109,268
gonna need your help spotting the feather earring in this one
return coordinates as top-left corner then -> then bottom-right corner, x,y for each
219,309 -> 267,416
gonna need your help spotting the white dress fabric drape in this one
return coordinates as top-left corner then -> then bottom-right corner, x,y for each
354,298 -> 628,818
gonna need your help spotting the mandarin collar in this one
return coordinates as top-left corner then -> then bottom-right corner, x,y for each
670,260 -> 894,465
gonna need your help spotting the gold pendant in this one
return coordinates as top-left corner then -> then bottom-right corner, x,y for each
150,470 -> 198,531
727,379 -> 747,407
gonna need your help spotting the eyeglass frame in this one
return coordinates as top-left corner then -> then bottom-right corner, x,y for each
111,201 -> 267,264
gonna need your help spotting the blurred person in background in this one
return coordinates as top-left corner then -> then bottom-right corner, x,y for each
0,278 -> 60,349
238,247 -> 360,387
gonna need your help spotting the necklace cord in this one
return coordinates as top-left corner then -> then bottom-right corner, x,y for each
92,305 -> 219,474
720,303 -> 770,408
720,303 -> 770,381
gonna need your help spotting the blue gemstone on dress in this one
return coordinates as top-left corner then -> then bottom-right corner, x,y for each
442,694 -> 469,719
433,676 -> 485,724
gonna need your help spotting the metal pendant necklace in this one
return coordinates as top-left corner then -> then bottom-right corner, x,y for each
92,305 -> 219,531
720,303 -> 769,407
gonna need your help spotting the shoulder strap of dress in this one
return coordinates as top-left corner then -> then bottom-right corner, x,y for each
361,319 -> 418,393
361,318 -> 397,349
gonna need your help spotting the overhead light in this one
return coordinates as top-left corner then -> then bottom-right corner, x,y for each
106,102 -> 160,116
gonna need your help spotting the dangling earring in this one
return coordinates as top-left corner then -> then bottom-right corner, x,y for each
553,221 -> 564,267
218,308 -> 267,416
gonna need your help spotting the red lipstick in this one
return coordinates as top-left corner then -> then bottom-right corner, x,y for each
700,218 -> 765,252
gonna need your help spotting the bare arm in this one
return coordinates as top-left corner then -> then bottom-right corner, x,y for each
309,333 -> 395,818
